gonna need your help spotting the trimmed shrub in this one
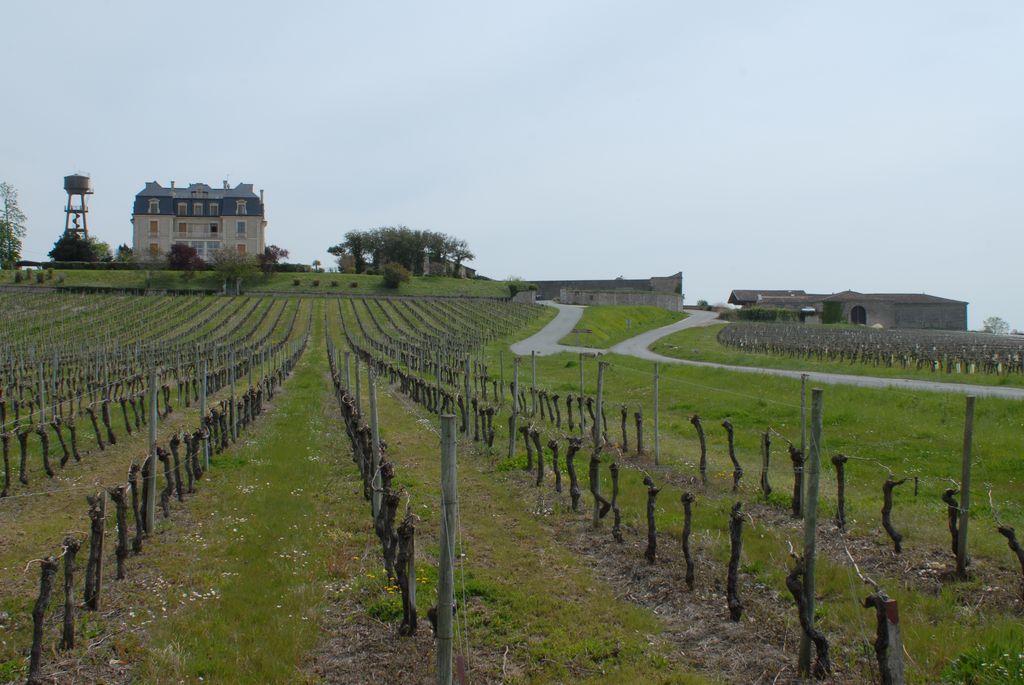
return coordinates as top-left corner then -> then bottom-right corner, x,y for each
382,263 -> 411,289
720,307 -> 798,322
822,301 -> 844,324
507,280 -> 538,297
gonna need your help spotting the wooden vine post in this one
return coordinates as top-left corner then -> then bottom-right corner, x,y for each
438,415 -> 458,685
798,387 -> 823,677
531,350 -> 537,417
592,360 -> 606,528
435,350 -> 441,416
864,593 -> 906,684
145,363 -> 158,534
463,358 -> 471,434
578,352 -> 586,437
368,364 -> 382,519
799,373 -> 808,519
354,354 -> 361,411
201,358 -> 210,469
344,351 -> 351,390
653,362 -> 660,465
956,395 -> 975,579
230,349 -> 237,441
508,356 -> 520,458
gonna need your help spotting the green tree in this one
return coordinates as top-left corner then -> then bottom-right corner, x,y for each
115,244 -> 134,262
982,316 -> 1010,335
330,227 -> 473,275
257,244 -> 290,276
382,262 -> 411,288
0,182 -> 28,265
91,239 -> 113,262
209,247 -> 257,294
49,233 -> 95,261
449,239 -> 474,276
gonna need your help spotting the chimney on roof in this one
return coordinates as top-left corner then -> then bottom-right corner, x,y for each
170,181 -> 175,189
260,189 -> 264,206
223,180 -> 229,189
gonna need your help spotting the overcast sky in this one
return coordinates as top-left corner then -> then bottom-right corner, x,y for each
3,1 -> 1021,329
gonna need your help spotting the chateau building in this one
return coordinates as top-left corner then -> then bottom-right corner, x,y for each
131,181 -> 266,261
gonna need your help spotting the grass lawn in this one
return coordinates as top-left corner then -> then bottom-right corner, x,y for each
557,305 -> 686,348
652,322 -> 1024,388
2,268 -> 511,297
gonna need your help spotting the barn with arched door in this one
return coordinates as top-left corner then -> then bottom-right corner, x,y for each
823,291 -> 967,330
726,289 -> 968,330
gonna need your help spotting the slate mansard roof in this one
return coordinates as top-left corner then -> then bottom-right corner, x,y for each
133,182 -> 264,216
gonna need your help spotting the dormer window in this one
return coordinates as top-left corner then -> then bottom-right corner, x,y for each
193,202 -> 203,216
209,203 -> 219,216
148,198 -> 160,213
177,202 -> 187,216
236,200 -> 247,215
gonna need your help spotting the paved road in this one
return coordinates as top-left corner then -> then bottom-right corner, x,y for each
511,302 -> 1024,400
510,302 -> 591,355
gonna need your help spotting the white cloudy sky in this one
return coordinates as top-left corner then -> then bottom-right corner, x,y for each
3,1 -> 1022,329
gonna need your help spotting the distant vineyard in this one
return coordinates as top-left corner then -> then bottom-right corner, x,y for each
717,322 -> 1024,374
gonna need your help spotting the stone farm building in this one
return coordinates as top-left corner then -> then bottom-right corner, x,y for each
132,181 -> 266,262
727,289 -> 967,330
530,272 -> 684,311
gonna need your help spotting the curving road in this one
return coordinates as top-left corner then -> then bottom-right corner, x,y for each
511,302 -> 1024,400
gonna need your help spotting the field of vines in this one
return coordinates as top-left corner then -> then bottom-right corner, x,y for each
5,291 -> 1024,684
717,322 -> 1024,376
0,292 -> 311,683
330,297 -> 1024,683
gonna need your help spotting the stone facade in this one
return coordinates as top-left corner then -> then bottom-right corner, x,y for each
560,289 -> 684,311
132,181 -> 266,262
532,272 -> 683,302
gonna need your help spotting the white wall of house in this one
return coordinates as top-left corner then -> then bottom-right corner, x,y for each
132,211 -> 265,261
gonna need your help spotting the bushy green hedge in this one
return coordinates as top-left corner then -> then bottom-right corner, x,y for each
822,301 -> 844,324
382,263 -> 411,288
720,307 -> 799,322
273,263 -> 312,273
507,280 -> 538,297
35,261 -> 139,270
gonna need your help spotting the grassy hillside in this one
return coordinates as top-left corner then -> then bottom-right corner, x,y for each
2,268 -> 510,297
652,323 -> 1024,387
557,305 -> 686,348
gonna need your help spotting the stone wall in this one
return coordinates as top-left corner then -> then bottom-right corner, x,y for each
532,272 -> 683,300
560,289 -> 684,311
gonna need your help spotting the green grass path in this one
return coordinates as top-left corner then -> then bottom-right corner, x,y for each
126,306 -> 707,684
134,318 -> 341,683
558,305 -> 686,348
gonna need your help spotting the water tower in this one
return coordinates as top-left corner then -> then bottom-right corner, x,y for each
63,174 -> 93,238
